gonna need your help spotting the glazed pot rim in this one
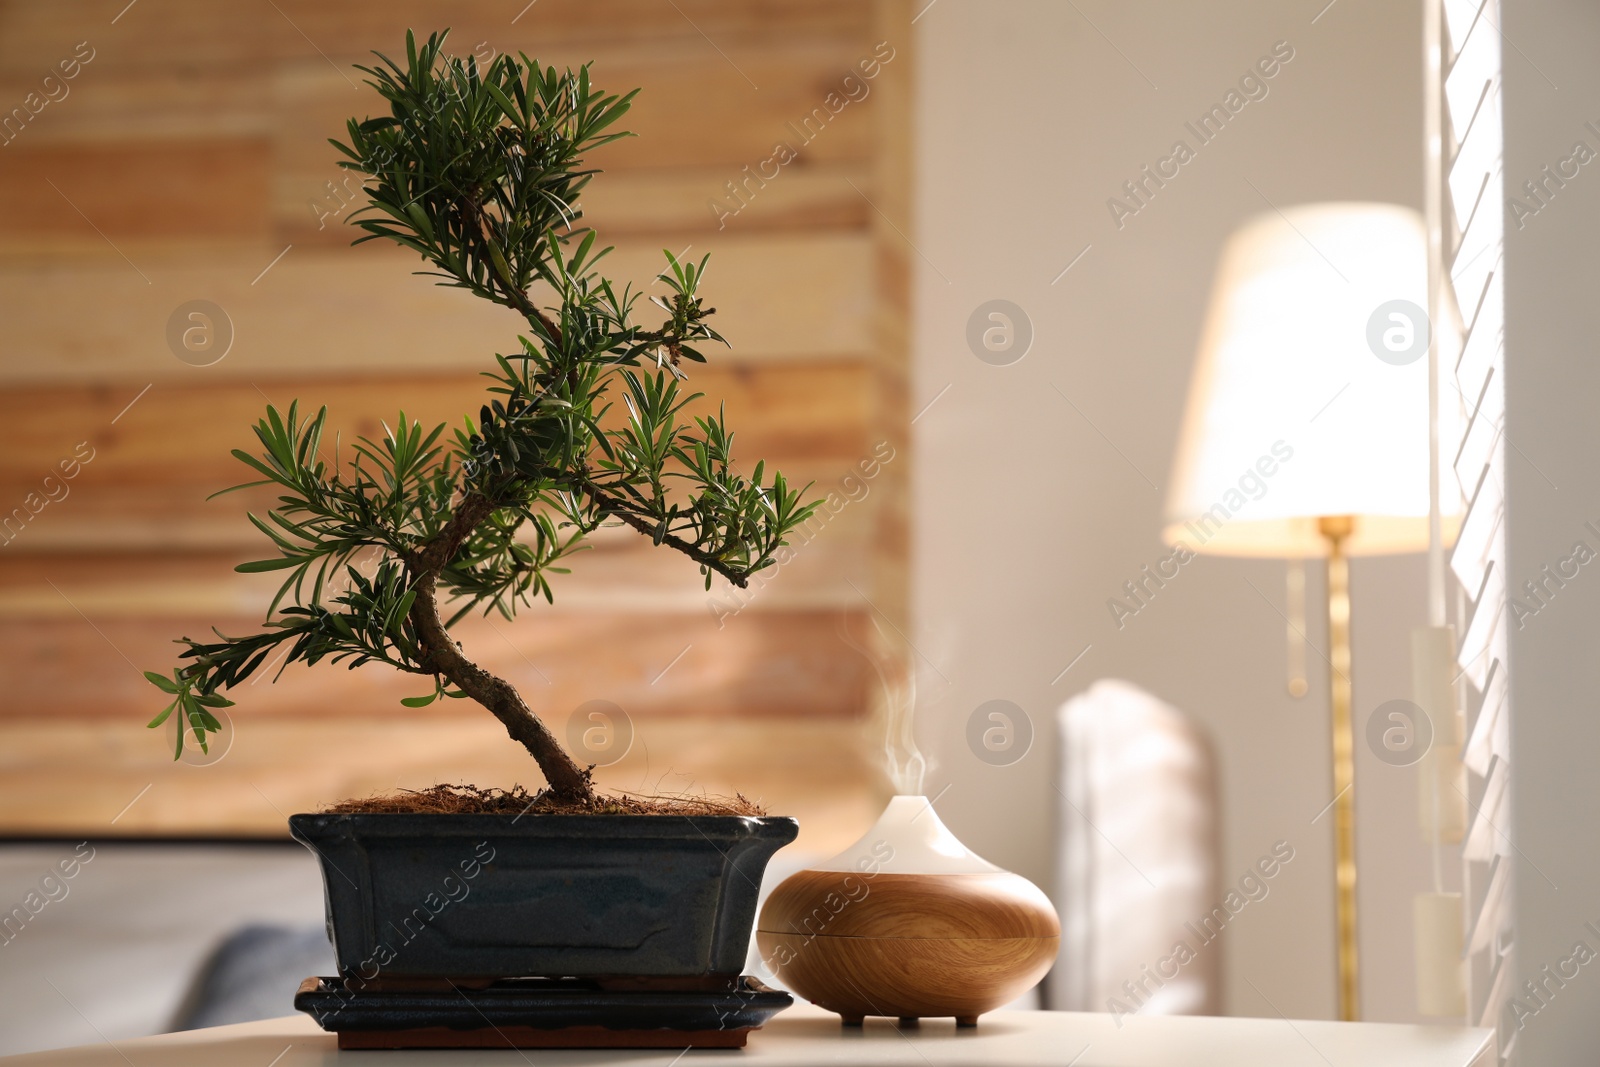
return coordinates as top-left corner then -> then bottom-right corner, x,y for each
288,812 -> 798,834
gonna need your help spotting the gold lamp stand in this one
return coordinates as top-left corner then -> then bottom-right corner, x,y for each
1161,204 -> 1437,1024
1319,515 -> 1359,1021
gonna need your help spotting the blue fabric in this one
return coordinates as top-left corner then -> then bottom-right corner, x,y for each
171,923 -> 333,1030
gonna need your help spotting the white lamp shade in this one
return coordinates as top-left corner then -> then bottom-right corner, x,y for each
1163,202 -> 1459,558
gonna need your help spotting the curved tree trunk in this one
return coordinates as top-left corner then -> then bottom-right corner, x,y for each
408,495 -> 595,804
409,579 -> 594,802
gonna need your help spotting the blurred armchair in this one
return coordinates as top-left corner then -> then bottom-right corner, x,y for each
1049,679 -> 1221,1016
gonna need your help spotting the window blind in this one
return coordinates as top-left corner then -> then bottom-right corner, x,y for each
1434,0 -> 1510,1056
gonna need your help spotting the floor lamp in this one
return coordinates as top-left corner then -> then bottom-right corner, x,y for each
1163,203 -> 1453,1022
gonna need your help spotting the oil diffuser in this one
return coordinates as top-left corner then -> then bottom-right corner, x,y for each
757,795 -> 1059,1026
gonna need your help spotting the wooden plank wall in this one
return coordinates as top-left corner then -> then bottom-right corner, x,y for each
0,0 -> 911,853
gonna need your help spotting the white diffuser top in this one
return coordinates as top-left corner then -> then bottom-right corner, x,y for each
812,795 -> 1002,875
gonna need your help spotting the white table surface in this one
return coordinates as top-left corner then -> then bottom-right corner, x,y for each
0,1003 -> 1494,1066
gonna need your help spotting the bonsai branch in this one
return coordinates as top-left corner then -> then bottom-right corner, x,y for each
575,476 -> 758,589
465,198 -> 565,349
494,265 -> 564,347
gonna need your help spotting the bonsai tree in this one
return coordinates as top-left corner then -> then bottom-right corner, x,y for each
144,31 -> 816,807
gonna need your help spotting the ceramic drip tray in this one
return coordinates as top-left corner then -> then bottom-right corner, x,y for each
295,974 -> 792,1049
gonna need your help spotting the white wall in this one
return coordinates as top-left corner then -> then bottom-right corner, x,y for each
910,0 -> 1452,1022
1501,0 -> 1600,1060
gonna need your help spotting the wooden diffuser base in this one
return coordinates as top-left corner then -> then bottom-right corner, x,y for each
757,799 -> 1059,1026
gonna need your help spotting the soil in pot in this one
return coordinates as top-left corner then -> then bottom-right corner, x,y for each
322,782 -> 768,817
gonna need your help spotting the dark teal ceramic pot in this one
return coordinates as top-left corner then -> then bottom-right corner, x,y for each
289,812 -> 798,980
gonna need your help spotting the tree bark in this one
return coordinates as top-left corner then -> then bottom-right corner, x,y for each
408,493 -> 595,803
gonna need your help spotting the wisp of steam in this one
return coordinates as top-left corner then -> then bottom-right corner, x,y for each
837,612 -> 927,796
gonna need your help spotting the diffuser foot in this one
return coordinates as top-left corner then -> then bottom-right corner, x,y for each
840,1014 -> 864,1027
956,1016 -> 979,1028
897,1017 -> 920,1027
